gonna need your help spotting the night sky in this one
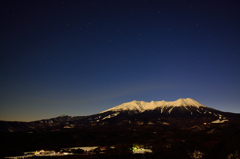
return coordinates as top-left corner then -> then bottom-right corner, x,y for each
1,0 -> 240,121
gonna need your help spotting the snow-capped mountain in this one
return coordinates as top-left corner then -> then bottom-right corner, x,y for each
98,98 -> 225,119
1,98 -> 240,133
91,98 -> 232,125
102,98 -> 206,113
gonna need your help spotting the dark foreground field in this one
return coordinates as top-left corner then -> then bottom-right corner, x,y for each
1,124 -> 240,159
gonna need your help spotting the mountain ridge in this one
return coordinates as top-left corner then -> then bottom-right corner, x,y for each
1,98 -> 240,133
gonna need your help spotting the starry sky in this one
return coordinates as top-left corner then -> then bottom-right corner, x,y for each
1,0 -> 240,121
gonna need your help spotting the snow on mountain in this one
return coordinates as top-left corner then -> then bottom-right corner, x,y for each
102,112 -> 120,120
211,119 -> 229,124
102,98 -> 206,113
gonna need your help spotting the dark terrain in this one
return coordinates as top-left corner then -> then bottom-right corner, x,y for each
1,102 -> 240,158
1,120 -> 240,158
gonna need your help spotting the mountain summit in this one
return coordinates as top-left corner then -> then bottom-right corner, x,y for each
102,98 -> 206,113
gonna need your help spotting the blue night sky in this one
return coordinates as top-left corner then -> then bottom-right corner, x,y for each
1,0 -> 240,121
